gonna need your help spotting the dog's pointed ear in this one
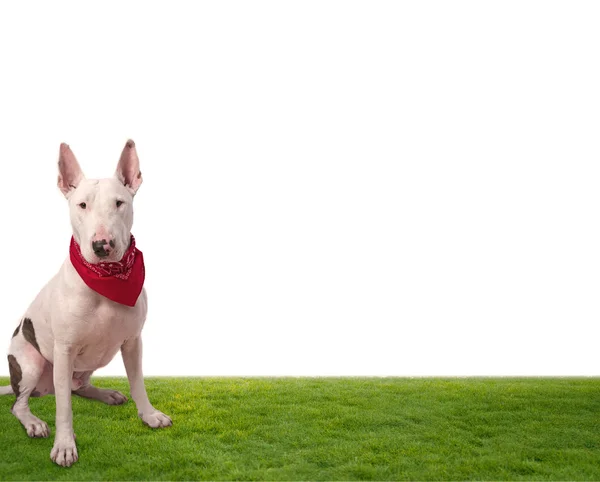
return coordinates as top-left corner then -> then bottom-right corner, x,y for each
115,139 -> 142,194
57,143 -> 85,197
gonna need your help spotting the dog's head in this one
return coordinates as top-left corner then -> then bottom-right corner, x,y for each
57,140 -> 143,264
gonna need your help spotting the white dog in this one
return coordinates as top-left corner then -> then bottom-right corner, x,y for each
0,140 -> 171,467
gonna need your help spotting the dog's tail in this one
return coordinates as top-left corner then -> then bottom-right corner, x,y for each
0,385 -> 13,396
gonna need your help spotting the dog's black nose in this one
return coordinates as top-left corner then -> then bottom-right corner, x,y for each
92,240 -> 110,258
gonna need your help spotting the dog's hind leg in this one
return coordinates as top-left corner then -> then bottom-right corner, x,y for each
7,339 -> 50,438
71,371 -> 128,405
0,385 -> 14,395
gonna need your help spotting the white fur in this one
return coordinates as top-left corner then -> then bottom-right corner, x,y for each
2,141 -> 171,467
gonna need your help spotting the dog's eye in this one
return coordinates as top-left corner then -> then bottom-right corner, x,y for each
116,200 -> 124,208
78,202 -> 86,209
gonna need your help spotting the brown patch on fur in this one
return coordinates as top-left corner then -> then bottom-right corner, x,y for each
12,323 -> 20,338
8,355 -> 21,399
22,318 -> 41,353
137,171 -> 141,179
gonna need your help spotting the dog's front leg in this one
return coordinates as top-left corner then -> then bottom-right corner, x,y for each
50,343 -> 78,467
121,336 -> 172,428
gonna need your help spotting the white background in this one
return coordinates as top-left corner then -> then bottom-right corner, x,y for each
0,1 -> 598,376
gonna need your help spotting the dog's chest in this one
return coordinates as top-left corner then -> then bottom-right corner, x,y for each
70,295 -> 147,371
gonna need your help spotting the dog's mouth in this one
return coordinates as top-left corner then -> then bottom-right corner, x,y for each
82,248 -> 126,265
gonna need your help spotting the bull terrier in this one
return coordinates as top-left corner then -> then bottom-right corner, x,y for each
0,140 -> 172,467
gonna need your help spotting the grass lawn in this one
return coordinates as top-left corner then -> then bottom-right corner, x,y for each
0,377 -> 598,480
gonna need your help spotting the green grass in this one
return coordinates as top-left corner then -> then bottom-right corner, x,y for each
0,377 -> 599,480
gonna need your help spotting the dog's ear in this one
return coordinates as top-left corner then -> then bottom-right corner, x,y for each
57,143 -> 85,197
115,139 -> 142,194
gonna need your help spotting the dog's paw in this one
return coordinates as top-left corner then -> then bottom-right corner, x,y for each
140,409 -> 172,428
25,418 -> 49,438
50,436 -> 78,467
101,389 -> 128,405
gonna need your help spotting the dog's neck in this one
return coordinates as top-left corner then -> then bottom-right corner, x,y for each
70,235 -> 137,276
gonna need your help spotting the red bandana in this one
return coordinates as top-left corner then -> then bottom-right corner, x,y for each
69,235 -> 145,307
